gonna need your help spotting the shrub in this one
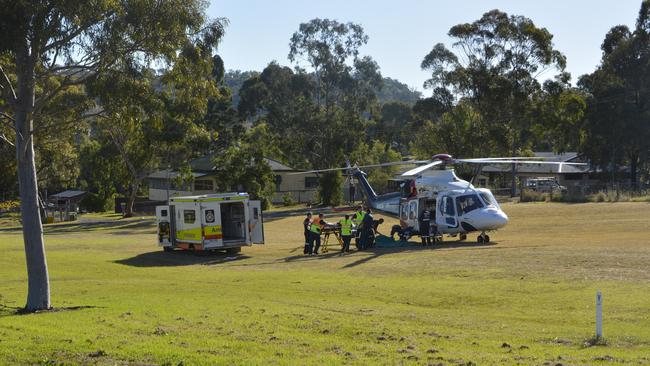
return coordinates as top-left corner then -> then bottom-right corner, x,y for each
550,192 -> 589,203
318,171 -> 343,206
79,193 -> 113,212
0,200 -> 20,212
520,189 -> 546,202
282,193 -> 297,206
591,191 -> 607,203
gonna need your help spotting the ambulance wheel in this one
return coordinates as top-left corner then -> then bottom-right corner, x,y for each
477,235 -> 484,244
226,247 -> 241,255
484,235 -> 490,243
163,246 -> 173,252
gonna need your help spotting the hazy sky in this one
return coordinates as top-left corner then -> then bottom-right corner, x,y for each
207,1 -> 642,93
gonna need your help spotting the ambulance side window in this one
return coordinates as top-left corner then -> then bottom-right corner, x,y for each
400,204 -> 408,220
183,210 -> 196,224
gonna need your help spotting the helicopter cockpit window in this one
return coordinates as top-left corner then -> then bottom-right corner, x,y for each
479,191 -> 499,208
455,194 -> 484,215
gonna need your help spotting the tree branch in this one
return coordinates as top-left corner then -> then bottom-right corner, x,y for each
0,133 -> 14,147
0,64 -> 17,103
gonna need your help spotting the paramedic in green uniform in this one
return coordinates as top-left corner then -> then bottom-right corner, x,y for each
339,214 -> 354,254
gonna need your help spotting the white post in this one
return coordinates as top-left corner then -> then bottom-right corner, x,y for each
596,291 -> 603,338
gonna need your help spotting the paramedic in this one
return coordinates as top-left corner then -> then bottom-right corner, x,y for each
303,212 -> 312,255
359,208 -> 374,250
419,208 -> 433,246
339,214 -> 354,254
309,213 -> 326,255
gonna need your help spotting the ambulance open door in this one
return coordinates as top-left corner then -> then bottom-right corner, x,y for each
156,205 -> 174,247
248,200 -> 264,244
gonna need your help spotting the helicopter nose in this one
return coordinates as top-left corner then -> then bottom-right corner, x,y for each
482,209 -> 508,229
494,211 -> 509,228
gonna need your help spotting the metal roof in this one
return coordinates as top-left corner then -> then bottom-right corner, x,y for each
147,170 -> 208,179
50,190 -> 87,199
147,155 -> 298,180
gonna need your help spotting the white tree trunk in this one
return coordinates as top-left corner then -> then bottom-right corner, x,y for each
15,45 -> 50,311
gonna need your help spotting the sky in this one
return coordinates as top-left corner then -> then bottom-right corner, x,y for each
207,0 -> 642,93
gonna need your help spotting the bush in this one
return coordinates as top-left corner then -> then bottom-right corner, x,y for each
550,192 -> 589,203
0,200 -> 20,213
79,193 -> 113,212
282,193 -> 297,206
520,189 -> 547,202
318,171 -> 343,206
592,191 -> 607,202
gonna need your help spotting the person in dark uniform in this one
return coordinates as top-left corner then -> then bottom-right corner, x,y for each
372,218 -> 384,235
349,183 -> 356,204
303,212 -> 312,255
419,207 -> 433,246
360,208 -> 374,250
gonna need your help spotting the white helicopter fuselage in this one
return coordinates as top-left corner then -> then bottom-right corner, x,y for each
358,169 -> 509,236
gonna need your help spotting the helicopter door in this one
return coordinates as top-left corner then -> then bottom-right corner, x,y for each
408,199 -> 418,229
436,195 -> 458,230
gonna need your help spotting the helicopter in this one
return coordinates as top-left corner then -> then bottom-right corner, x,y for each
295,154 -> 587,243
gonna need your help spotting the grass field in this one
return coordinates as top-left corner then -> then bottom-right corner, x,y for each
1,202 -> 650,365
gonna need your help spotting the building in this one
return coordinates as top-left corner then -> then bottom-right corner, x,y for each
146,155 -> 320,204
48,190 -> 87,221
479,152 -> 597,195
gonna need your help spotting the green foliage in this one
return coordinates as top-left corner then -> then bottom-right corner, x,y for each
282,193 -> 297,207
79,193 -> 113,213
519,189 -> 548,203
421,9 -> 567,156
212,125 -> 277,209
318,171 -> 343,206
375,77 -> 421,105
579,2 -> 650,187
349,140 -> 402,194
0,200 -> 19,212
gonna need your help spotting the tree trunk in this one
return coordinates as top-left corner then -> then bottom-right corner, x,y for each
124,181 -> 140,217
15,45 -> 50,311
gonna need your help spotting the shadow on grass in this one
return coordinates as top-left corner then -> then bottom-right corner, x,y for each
0,218 -> 155,234
114,250 -> 251,267
339,240 -> 499,268
0,304 -> 102,317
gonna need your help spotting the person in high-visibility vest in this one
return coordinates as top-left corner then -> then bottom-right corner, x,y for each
353,206 -> 366,249
338,214 -> 354,254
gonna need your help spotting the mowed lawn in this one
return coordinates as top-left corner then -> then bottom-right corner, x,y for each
1,203 -> 650,365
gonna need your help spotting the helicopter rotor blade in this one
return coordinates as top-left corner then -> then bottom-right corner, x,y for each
456,158 -> 588,166
400,160 -> 443,177
287,160 -> 423,175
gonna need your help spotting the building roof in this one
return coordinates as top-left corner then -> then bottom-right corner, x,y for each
532,151 -> 580,162
147,155 -> 298,180
50,190 -> 87,199
147,169 -> 209,179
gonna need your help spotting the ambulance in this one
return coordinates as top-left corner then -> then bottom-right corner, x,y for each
155,193 -> 264,253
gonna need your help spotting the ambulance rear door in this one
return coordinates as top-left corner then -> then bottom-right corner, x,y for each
155,205 -> 173,247
248,200 -> 264,244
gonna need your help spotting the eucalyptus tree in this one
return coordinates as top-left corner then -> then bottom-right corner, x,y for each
421,9 -> 566,194
0,0 -> 223,311
579,1 -> 650,188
